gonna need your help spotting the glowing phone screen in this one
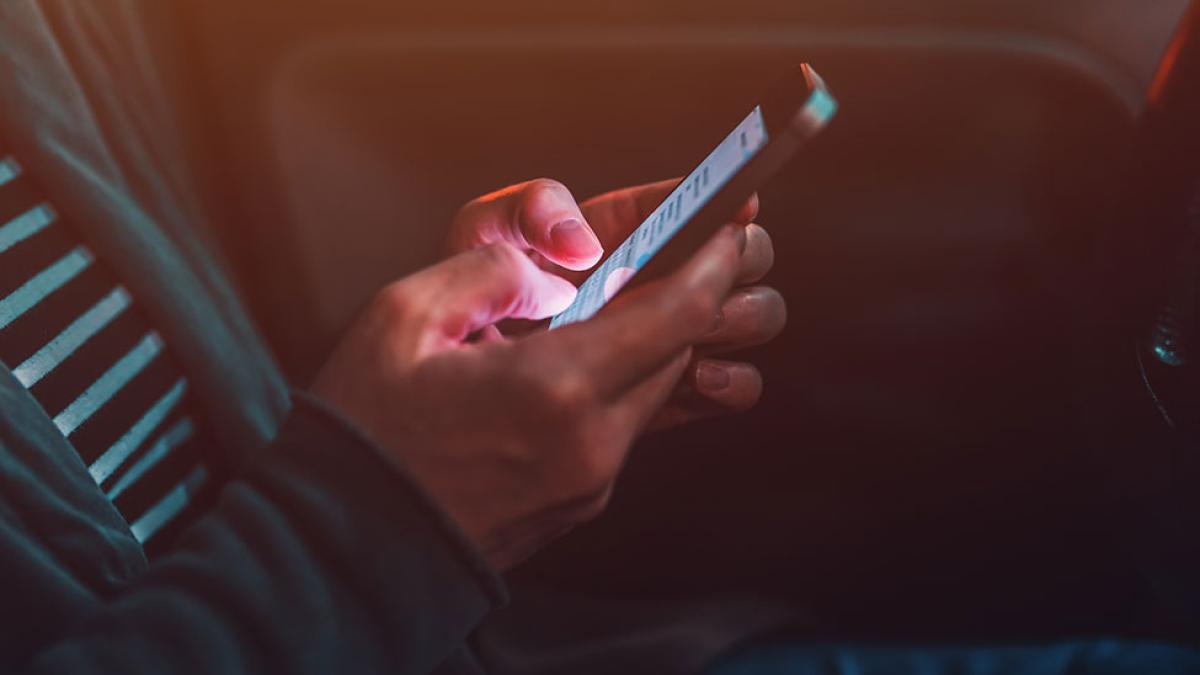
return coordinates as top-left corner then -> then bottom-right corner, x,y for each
549,106 -> 769,329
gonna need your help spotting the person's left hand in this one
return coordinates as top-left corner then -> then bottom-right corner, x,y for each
446,178 -> 786,430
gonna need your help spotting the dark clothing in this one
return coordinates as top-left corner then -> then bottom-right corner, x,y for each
3,2 -> 1200,675
707,641 -> 1200,675
0,142 -> 216,552
0,2 -> 502,674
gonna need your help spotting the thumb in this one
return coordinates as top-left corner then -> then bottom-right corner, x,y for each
414,242 -> 577,342
449,179 -> 604,271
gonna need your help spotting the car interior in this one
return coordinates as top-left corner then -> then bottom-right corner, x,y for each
147,0 -> 1197,648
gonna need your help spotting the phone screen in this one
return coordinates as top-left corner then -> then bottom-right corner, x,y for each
549,106 -> 770,329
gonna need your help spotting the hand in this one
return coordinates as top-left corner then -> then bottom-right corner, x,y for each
447,178 -> 786,429
312,226 -> 748,569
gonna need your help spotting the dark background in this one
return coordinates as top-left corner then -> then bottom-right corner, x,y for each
170,0 -> 1192,640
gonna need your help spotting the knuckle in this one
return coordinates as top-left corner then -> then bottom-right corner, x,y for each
511,359 -> 594,422
578,492 -> 612,523
375,281 -> 414,318
571,445 -> 616,497
525,177 -> 570,200
544,370 -> 595,417
476,241 -> 528,276
520,178 -> 575,223
508,357 -> 550,400
448,198 -> 493,247
677,290 -> 721,330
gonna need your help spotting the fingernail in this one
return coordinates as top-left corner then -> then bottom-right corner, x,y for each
696,362 -> 731,392
550,219 -> 602,262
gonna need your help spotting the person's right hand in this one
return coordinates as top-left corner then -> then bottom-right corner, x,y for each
446,178 -> 784,430
311,225 -> 747,570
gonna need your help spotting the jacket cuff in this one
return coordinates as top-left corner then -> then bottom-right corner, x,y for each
248,391 -> 508,619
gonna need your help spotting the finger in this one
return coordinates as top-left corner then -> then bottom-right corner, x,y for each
691,359 -> 764,409
613,347 -> 694,435
450,179 -> 603,271
581,179 -> 760,250
476,325 -> 505,343
649,360 -> 764,431
579,178 -> 679,249
737,224 -> 774,285
404,242 -> 577,346
543,224 -> 747,398
697,286 -> 787,351
732,193 -> 760,226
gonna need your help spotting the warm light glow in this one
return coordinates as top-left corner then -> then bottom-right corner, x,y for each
1148,2 -> 1198,105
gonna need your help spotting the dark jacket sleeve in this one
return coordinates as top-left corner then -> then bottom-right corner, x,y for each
18,393 -> 506,675
707,641 -> 1200,675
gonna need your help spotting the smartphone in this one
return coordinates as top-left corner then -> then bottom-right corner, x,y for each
549,64 -> 837,329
